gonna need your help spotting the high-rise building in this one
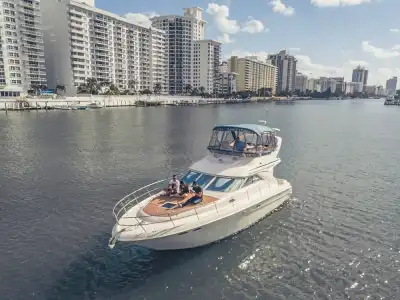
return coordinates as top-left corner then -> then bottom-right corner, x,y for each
385,77 -> 397,95
307,78 -> 320,92
295,72 -> 308,93
0,0 -> 47,96
218,72 -> 237,94
228,56 -> 277,94
219,61 -> 228,73
151,7 -> 206,95
268,50 -> 297,94
319,77 -> 337,93
345,82 -> 363,94
352,66 -> 368,87
41,0 -> 167,95
192,40 -> 221,93
330,77 -> 345,93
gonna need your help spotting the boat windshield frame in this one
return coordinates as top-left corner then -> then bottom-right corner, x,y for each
207,126 -> 277,156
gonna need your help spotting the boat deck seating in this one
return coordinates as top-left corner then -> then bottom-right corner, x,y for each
142,193 -> 218,217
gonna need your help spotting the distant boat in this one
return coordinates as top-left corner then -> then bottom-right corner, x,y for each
88,102 -> 103,109
384,95 -> 396,105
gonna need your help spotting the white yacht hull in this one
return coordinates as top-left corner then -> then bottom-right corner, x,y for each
129,188 -> 292,250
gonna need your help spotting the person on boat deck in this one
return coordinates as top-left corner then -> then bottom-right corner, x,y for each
179,180 -> 189,196
233,136 -> 246,151
166,175 -> 180,196
179,181 -> 203,207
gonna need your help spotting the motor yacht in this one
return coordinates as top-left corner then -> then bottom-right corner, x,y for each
109,122 -> 292,250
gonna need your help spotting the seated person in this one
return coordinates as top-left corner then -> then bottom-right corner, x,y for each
165,175 -> 180,196
179,181 -> 189,196
178,181 -> 203,207
233,136 -> 246,152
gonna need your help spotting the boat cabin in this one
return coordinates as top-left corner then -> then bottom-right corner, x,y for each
207,124 -> 278,157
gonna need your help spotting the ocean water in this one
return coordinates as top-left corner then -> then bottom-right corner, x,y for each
0,99 -> 399,300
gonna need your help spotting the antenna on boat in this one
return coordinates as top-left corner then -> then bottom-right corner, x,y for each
258,109 -> 268,125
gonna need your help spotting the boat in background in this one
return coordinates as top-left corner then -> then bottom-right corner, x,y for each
88,102 -> 103,109
384,95 -> 398,105
109,121 -> 292,250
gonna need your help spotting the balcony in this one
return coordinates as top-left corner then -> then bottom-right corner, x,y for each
22,43 -> 44,51
20,28 -> 42,37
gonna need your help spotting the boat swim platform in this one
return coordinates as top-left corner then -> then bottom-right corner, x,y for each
141,194 -> 218,217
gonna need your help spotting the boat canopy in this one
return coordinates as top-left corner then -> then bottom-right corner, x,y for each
208,124 -> 277,156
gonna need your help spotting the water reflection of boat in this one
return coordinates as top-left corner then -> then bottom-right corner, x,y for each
109,122 -> 292,250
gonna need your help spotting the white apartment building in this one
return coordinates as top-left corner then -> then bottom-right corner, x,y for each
345,82 -> 363,94
0,0 -> 47,96
268,50 -> 297,94
218,72 -> 237,94
192,39 -> 221,93
151,7 -> 206,95
385,76 -> 397,95
319,77 -> 337,93
295,72 -> 308,93
41,0 -> 167,95
219,61 -> 228,73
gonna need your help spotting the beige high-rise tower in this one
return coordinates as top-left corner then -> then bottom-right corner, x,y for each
228,56 -> 276,94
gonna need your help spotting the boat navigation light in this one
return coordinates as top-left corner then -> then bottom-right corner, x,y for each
258,120 -> 267,125
272,128 -> 280,132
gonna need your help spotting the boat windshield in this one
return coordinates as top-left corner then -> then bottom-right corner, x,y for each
195,173 -> 214,188
181,171 -> 201,184
206,177 -> 245,192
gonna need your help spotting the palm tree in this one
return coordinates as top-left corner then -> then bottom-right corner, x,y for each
128,79 -> 138,92
85,78 -> 100,95
154,83 -> 162,95
191,87 -> 199,96
56,84 -> 66,95
199,86 -> 205,96
104,84 -> 119,95
184,84 -> 192,95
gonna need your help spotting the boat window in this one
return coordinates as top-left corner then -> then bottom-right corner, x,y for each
181,171 -> 201,184
242,175 -> 262,188
195,173 -> 214,188
207,177 -> 245,192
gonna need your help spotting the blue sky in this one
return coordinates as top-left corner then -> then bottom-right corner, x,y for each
95,0 -> 400,86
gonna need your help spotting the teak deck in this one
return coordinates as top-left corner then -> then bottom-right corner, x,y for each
142,193 -> 218,217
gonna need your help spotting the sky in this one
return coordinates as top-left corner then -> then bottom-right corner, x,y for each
95,0 -> 400,86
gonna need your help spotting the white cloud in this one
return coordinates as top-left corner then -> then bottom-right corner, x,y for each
124,12 -> 158,28
242,19 -> 267,34
311,0 -> 371,7
391,45 -> 400,50
378,68 -> 394,78
296,55 -> 342,77
361,41 -> 400,59
348,60 -> 369,66
217,33 -> 235,44
224,49 -> 269,61
206,3 -> 240,34
269,0 -> 295,16
390,28 -> 400,33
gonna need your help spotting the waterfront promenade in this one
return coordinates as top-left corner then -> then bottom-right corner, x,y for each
0,94 -> 281,111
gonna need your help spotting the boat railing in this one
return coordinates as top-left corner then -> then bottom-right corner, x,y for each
113,177 -> 288,234
113,173 -> 187,224
113,178 -> 170,224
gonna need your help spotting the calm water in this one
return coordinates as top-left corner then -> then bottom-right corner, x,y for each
0,100 -> 399,300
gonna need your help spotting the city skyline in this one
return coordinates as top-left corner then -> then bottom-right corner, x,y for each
95,0 -> 400,86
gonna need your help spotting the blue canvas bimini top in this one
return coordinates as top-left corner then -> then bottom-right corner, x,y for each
212,124 -> 274,135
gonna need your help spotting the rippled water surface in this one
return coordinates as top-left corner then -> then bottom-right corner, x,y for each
0,100 -> 399,300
